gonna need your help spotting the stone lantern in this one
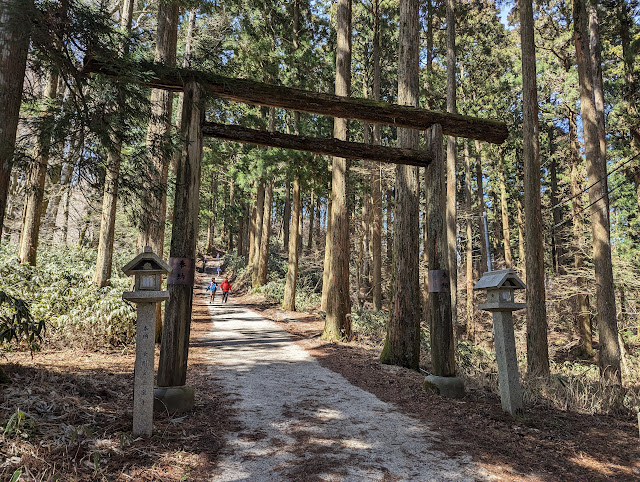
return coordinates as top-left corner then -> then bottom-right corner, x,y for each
123,247 -> 172,303
474,268 -> 526,415
122,247 -> 172,436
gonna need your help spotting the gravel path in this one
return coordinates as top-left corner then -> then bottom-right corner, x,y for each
204,298 -> 491,481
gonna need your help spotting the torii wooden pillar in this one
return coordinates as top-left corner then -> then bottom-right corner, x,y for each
157,80 -> 203,389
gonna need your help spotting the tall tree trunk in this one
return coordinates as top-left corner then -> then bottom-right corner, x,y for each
362,191 -> 371,292
139,1 -> 179,256
568,107 -> 593,357
498,157 -> 512,268
157,80 -> 202,387
322,0 -> 352,341
380,0 -> 420,368
464,142 -> 474,342
227,179 -> 234,252
283,178 -> 291,249
445,0 -> 458,331
588,2 -> 606,170
237,215 -> 244,256
516,194 -> 526,279
256,182 -> 273,287
521,0 -> 550,377
250,182 -> 265,284
19,70 -> 58,265
617,1 -> 640,205
93,0 -> 134,287
46,160 -> 73,239
283,175 -> 301,311
371,0 -> 382,310
574,0 -> 621,383
314,194 -> 321,250
490,188 -> 501,259
0,0 -> 32,246
385,187 -> 393,272
62,171 -> 72,244
306,189 -> 314,252
474,140 -> 488,275
550,148 -> 563,273
205,173 -> 217,253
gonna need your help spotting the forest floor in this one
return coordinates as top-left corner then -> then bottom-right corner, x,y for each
1,268 -> 640,480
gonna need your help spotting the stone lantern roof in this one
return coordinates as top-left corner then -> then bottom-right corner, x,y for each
473,268 -> 525,291
122,246 -> 172,277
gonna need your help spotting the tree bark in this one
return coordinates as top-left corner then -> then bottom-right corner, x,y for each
322,0 -> 352,341
474,140 -> 488,275
306,190 -> 314,252
464,142 -> 474,342
157,80 -> 203,387
227,179 -> 234,252
93,0 -> 135,287
205,173 -> 217,254
380,0 -> 420,368
568,107 -> 593,357
574,0 -> 621,383
588,2 -> 606,171
46,160 -> 73,239
386,188 -> 393,272
250,182 -> 265,284
550,147 -> 563,273
138,1 -> 179,256
321,190 -> 332,311
498,157 -> 512,268
445,0 -> 458,337
521,0 -> 550,377
0,0 -> 32,246
283,175 -> 301,311
256,182 -> 273,287
283,178 -> 291,249
19,70 -> 58,265
516,194 -> 526,279
371,0 -> 382,310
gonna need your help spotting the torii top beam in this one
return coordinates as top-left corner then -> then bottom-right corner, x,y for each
83,58 -> 508,145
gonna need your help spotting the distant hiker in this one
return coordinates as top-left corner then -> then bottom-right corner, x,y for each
216,265 -> 221,276
202,256 -> 207,273
206,278 -> 217,303
220,278 -> 231,303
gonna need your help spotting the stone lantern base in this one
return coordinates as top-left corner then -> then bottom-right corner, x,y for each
423,375 -> 465,399
154,386 -> 195,414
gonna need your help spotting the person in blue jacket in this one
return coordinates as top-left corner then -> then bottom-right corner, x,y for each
206,278 -> 217,303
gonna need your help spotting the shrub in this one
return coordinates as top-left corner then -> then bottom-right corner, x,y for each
0,244 -> 137,349
0,290 -> 45,354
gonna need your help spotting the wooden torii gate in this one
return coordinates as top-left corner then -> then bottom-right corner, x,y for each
84,58 -> 507,399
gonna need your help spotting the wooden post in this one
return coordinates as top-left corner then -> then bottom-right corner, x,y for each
425,124 -> 455,378
157,80 -> 202,393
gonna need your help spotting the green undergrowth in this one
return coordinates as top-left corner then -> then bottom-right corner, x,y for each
246,246 -> 321,312
253,279 -> 321,312
0,244 -> 137,350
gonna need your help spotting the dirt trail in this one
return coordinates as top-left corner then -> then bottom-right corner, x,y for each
200,295 -> 491,481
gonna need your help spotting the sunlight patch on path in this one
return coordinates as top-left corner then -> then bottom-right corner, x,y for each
204,300 -> 492,481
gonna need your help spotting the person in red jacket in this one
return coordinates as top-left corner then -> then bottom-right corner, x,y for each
220,278 -> 231,303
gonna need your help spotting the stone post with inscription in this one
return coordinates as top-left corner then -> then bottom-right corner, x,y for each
122,247 -> 172,436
